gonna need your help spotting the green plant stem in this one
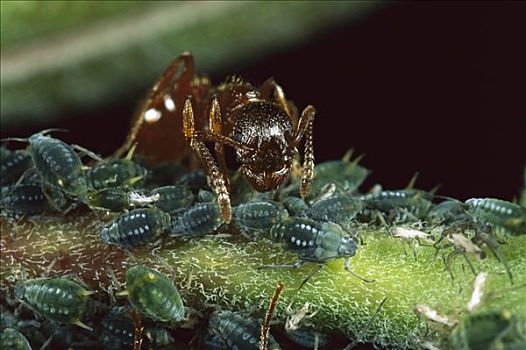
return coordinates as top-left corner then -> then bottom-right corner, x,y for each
1,215 -> 525,348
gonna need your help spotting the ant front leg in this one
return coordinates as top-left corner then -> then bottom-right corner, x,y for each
183,98 -> 232,224
209,97 -> 230,191
293,105 -> 316,199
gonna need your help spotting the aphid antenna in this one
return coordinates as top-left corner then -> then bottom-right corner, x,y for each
71,144 -> 103,162
39,128 -> 69,136
476,232 -> 514,284
342,297 -> 388,350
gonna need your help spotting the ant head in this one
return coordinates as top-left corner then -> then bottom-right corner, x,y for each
233,101 -> 294,192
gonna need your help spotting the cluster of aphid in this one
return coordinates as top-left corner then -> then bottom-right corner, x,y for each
1,52 -> 525,349
1,130 -> 525,349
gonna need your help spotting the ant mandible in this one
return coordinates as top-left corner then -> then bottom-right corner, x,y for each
115,52 -> 315,224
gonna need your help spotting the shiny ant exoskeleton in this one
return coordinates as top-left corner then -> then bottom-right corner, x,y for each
115,52 -> 316,224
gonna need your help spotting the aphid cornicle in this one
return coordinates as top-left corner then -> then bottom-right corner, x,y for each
14,278 -> 95,330
169,202 -> 223,239
207,310 -> 281,350
121,266 -> 185,323
100,207 -> 171,247
1,328 -> 32,350
233,200 -> 289,238
0,147 -> 32,186
115,52 -> 316,224
465,198 -> 526,235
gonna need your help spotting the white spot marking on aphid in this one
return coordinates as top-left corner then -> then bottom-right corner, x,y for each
309,240 -> 314,246
291,236 -> 296,243
296,240 -> 301,246
506,208 -> 512,215
144,108 -> 162,123
302,241 -> 307,247
163,94 -> 176,112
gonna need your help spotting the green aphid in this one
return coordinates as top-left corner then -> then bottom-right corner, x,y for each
449,309 -> 526,350
1,328 -> 32,350
280,150 -> 369,200
14,278 -> 95,330
150,185 -> 194,213
120,266 -> 185,323
465,198 -> 526,235
86,158 -> 147,190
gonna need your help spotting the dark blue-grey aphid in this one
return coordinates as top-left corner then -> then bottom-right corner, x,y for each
306,194 -> 363,226
1,183 -> 50,217
85,159 -> 147,190
0,147 -> 32,186
150,185 -> 194,213
100,207 -> 171,247
233,200 -> 289,237
28,133 -> 89,201
169,202 -> 223,239
267,217 -> 372,284
207,310 -> 281,350
465,198 -> 526,236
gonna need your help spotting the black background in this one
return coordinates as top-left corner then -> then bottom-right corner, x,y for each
3,1 -> 526,201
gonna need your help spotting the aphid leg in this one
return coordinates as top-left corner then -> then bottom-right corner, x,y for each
476,231 -> 513,284
71,144 -> 103,162
298,264 -> 324,291
209,97 -> 230,191
114,52 -> 194,158
130,308 -> 144,350
344,257 -> 375,283
259,260 -> 304,270
184,98 -> 232,223
342,297 -> 387,350
293,106 -> 316,199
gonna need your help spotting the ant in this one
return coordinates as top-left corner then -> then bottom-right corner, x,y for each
115,52 -> 316,224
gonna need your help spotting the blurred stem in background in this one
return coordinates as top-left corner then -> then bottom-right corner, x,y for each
1,1 -> 384,127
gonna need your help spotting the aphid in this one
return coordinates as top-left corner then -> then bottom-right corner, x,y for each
306,194 -> 363,227
233,200 -> 289,238
267,218 -> 371,285
1,328 -> 32,350
177,169 -> 210,192
3,131 -> 93,202
169,202 -> 223,239
426,200 -> 470,225
86,187 -> 158,212
150,185 -> 194,213
281,196 -> 309,217
119,266 -> 185,323
99,306 -> 135,349
0,147 -> 32,186
285,328 -> 329,349
144,326 -> 175,347
360,189 -> 433,224
100,207 -> 171,248
1,183 -> 51,217
115,52 -> 316,224
449,309 -> 526,350
207,310 -> 281,350
465,198 -> 526,235
14,277 -> 95,330
85,158 -> 147,191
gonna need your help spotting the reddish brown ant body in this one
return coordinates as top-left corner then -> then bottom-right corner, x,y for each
115,52 -> 315,224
